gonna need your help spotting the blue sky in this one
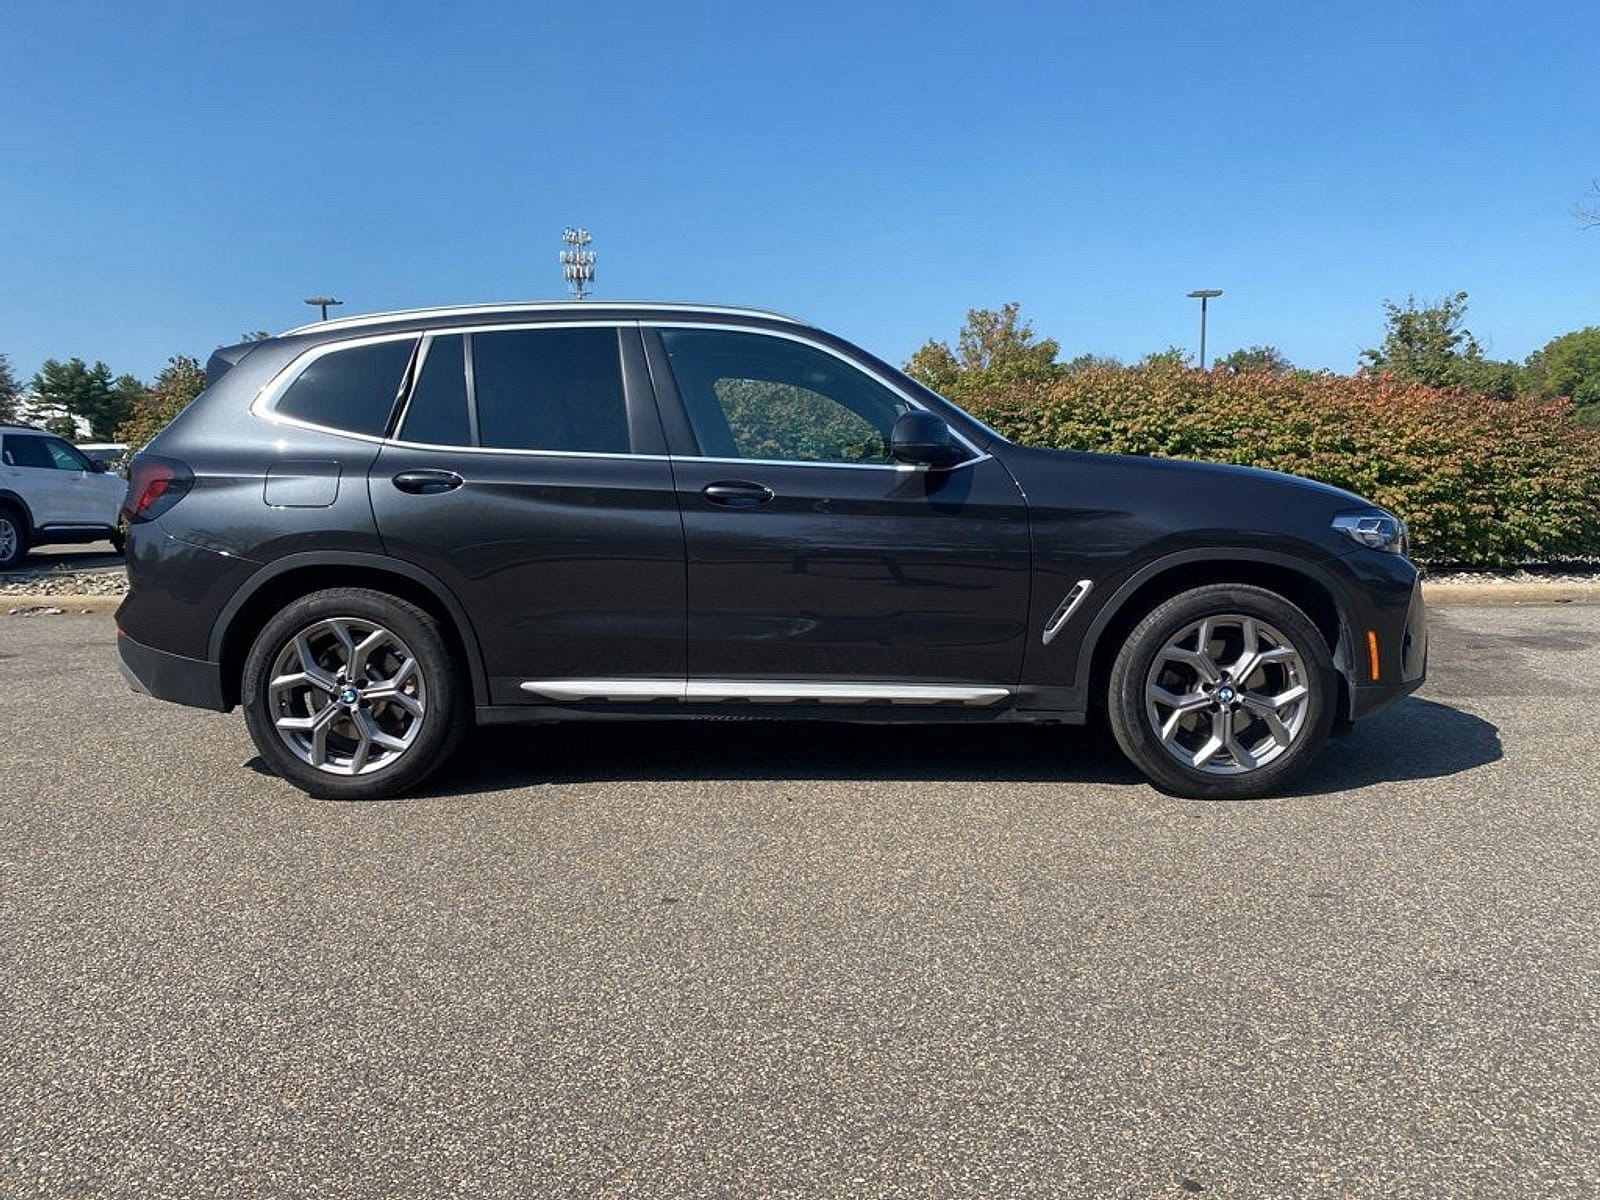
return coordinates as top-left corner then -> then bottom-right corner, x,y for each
1,0 -> 1593,384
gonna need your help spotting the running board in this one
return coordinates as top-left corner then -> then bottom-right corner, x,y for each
518,679 -> 1011,706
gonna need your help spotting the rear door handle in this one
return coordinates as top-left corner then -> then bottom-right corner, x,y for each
392,469 -> 464,495
701,481 -> 775,508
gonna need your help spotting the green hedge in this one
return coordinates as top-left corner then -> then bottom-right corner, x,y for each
962,365 -> 1600,566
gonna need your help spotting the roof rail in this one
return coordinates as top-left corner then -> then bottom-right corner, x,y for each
280,300 -> 808,337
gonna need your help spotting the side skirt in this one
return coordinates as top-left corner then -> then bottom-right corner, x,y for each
516,678 -> 1011,706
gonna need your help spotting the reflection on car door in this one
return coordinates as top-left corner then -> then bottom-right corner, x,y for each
646,325 -> 1032,690
369,324 -> 686,703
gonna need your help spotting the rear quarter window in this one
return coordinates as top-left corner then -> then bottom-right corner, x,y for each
274,338 -> 418,436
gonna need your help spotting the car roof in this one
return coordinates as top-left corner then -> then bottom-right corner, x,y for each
278,300 -> 809,338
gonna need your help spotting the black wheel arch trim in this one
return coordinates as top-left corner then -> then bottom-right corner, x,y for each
206,550 -> 490,706
1071,546 -> 1357,703
0,490 -> 36,535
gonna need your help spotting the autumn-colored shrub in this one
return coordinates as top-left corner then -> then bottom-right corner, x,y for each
962,364 -> 1600,566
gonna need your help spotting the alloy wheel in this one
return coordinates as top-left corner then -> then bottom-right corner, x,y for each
267,617 -> 427,776
1144,613 -> 1310,775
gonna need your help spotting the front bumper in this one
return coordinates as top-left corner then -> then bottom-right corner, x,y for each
116,630 -> 230,712
1344,565 -> 1427,720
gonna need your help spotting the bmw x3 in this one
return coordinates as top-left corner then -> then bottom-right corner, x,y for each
115,302 -> 1426,800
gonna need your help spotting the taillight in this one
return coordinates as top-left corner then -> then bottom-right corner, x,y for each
122,455 -> 194,524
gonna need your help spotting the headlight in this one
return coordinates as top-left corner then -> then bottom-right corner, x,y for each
1332,510 -> 1408,555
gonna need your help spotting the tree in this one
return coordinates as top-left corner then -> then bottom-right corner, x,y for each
905,303 -> 1061,400
1361,292 -> 1482,388
1576,181 -> 1600,230
1217,345 -> 1292,374
1359,291 -> 1524,397
1525,327 -> 1600,422
1139,346 -> 1193,368
28,357 -> 142,439
115,355 -> 206,452
0,353 -> 21,424
1062,352 -> 1122,373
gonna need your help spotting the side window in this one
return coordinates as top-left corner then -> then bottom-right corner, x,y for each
3,435 -> 55,470
398,334 -> 471,446
471,327 -> 629,453
275,337 -> 418,436
657,328 -> 910,464
44,439 -> 93,471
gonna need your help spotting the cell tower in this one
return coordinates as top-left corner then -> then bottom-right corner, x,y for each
559,228 -> 596,299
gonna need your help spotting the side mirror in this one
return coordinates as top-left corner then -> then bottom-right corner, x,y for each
889,411 -> 965,468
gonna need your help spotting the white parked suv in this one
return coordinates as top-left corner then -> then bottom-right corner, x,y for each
0,424 -> 127,569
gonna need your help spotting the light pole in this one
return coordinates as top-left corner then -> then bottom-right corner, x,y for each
1187,289 -> 1223,369
560,228 -> 596,299
304,295 -> 343,321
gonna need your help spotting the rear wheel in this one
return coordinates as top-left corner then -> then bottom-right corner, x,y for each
1107,584 -> 1337,799
242,587 -> 468,800
0,507 -> 27,570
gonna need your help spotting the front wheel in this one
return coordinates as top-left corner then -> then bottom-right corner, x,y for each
1107,584 -> 1337,800
241,587 -> 468,800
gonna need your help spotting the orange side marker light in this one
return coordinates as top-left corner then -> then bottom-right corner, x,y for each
1366,630 -> 1381,682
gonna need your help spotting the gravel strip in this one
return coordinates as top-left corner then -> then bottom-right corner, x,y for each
1425,568 -> 1600,586
0,570 -> 129,597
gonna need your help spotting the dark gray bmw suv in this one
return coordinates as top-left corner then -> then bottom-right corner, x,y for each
116,302 -> 1426,800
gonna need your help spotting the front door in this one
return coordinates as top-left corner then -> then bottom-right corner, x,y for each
646,325 -> 1032,693
370,324 -> 685,703
39,436 -> 113,525
1,433 -> 71,526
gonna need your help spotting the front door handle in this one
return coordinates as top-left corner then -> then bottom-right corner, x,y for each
701,481 -> 775,508
392,469 -> 464,495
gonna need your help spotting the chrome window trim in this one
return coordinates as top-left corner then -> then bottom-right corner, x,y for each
253,317 -> 991,472
680,452 -> 993,473
646,320 -> 989,470
254,322 -> 661,460
248,330 -> 422,445
280,300 -> 807,338
518,678 -> 1011,706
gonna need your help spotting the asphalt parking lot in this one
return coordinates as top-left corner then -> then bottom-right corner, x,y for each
1,605 -> 1595,1198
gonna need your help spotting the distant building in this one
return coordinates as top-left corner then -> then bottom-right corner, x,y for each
11,390 -> 92,439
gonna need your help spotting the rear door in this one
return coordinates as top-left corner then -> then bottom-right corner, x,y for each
369,323 -> 685,703
644,324 -> 1032,694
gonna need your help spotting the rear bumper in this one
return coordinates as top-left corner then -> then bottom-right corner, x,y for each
116,630 -> 230,712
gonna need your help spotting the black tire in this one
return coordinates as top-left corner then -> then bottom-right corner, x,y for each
1107,583 -> 1337,800
109,524 -> 126,556
241,587 -> 469,800
0,506 -> 28,571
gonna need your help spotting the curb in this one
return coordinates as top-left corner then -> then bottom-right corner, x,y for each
3,595 -> 124,614
1421,582 -> 1599,606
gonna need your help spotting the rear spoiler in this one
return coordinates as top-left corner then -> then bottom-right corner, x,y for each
204,341 -> 262,389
